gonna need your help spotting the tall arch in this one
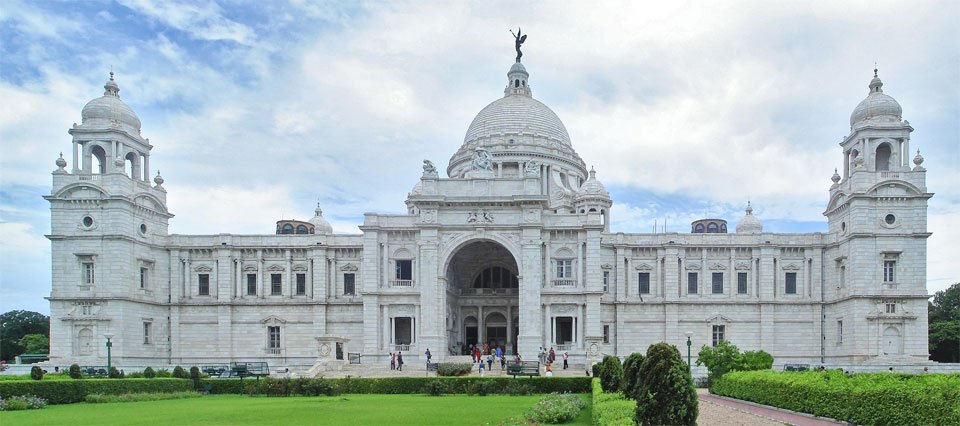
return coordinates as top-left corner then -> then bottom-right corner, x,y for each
875,143 -> 892,171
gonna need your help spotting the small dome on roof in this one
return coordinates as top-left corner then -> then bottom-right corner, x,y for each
309,204 -> 333,234
575,167 -> 610,201
81,73 -> 142,134
850,69 -> 902,128
736,202 -> 763,233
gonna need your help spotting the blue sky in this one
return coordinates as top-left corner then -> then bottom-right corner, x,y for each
1,0 -> 958,314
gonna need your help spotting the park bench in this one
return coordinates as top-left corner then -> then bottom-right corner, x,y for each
507,361 -> 540,377
784,364 -> 810,372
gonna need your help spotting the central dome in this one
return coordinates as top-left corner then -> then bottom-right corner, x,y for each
464,94 -> 571,146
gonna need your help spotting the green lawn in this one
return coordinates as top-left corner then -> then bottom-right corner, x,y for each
0,393 -> 592,425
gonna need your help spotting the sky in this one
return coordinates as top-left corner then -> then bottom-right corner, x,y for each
1,0 -> 958,314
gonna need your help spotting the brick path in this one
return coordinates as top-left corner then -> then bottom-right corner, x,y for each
697,390 -> 844,426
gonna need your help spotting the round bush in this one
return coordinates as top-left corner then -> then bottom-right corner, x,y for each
69,364 -> 82,380
422,380 -> 447,396
172,366 -> 188,379
143,367 -> 156,379
30,366 -> 44,381
189,366 -> 201,390
599,355 -> 622,393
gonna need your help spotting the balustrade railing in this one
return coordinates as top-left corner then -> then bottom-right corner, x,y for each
390,280 -> 414,287
552,279 -> 576,287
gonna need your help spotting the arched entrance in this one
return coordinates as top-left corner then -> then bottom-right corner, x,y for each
444,240 -> 520,356
882,326 -> 901,355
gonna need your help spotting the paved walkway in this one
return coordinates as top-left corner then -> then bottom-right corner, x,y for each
697,389 -> 844,426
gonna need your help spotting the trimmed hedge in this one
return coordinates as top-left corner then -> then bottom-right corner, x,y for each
0,378 -> 192,405
202,376 -> 590,396
712,370 -> 960,426
591,378 -> 635,426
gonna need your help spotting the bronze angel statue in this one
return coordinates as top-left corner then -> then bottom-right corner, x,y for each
510,28 -> 527,62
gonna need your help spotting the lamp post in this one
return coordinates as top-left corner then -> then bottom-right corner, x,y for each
685,331 -> 693,367
104,333 -> 114,376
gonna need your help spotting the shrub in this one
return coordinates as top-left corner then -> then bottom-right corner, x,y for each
697,340 -> 774,385
200,376 -> 590,396
598,355 -> 622,392
143,367 -> 156,379
190,366 -> 201,390
635,342 -> 698,426
172,366 -> 189,379
156,368 -> 172,378
85,391 -> 200,403
302,378 -> 339,396
109,367 -> 122,379
0,395 -> 47,411
526,393 -> 586,424
30,366 -> 44,381
504,380 -> 533,396
422,380 -> 447,396
69,364 -> 82,379
591,378 -> 636,426
591,362 -> 604,378
712,370 -> 960,426
0,378 -> 192,405
740,350 -> 774,371
620,352 -> 645,397
467,380 -> 496,396
436,362 -> 473,376
261,377 -> 293,396
127,372 -> 145,378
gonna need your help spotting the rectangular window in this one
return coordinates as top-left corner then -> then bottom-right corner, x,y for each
296,273 -> 306,296
839,265 -> 846,288
785,272 -> 797,294
270,274 -> 282,295
140,267 -> 148,289
268,326 -> 281,349
343,273 -> 356,296
638,272 -> 650,294
198,274 -> 210,296
81,305 -> 92,315
687,272 -> 698,294
712,272 -> 723,294
883,260 -> 895,283
395,260 -> 413,280
712,325 -> 725,347
246,274 -> 257,296
143,322 -> 152,345
837,320 -> 843,344
556,260 -> 572,278
602,271 -> 609,293
83,262 -> 95,285
737,272 -> 748,294
885,303 -> 896,314
602,325 -> 610,344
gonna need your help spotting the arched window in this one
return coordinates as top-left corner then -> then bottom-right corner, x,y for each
875,143 -> 892,171
720,223 -> 727,233
694,223 -> 705,233
295,225 -> 308,234
472,266 -> 519,288
281,224 -> 294,234
90,145 -> 106,174
77,328 -> 93,355
707,223 -> 719,233
125,152 -> 138,179
515,79 -> 520,88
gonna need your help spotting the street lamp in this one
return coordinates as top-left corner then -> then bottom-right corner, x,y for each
684,331 -> 693,367
104,333 -> 114,376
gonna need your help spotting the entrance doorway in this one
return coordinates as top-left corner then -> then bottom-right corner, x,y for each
464,317 -> 478,347
556,317 -> 573,345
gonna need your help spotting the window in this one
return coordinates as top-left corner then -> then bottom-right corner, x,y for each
556,260 -> 573,279
395,259 -> 412,280
296,273 -> 306,296
268,326 -> 281,349
281,223 -> 294,234
344,273 -> 356,296
602,325 -> 610,344
143,322 -> 152,345
198,274 -> 210,296
602,271 -> 609,293
247,274 -> 257,296
472,266 -> 518,288
737,272 -> 748,294
83,262 -> 95,285
694,223 -> 704,233
837,320 -> 843,344
883,260 -> 895,283
81,305 -> 92,315
271,274 -> 282,295
885,303 -> 896,314
839,265 -> 846,288
687,272 -> 698,294
140,267 -> 148,289
638,272 -> 650,294
785,272 -> 797,294
707,222 -> 719,233
712,272 -> 723,294
712,325 -> 725,347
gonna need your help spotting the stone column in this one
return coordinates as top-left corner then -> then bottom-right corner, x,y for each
258,251 -> 265,299
72,141 -> 79,173
518,229 -> 543,360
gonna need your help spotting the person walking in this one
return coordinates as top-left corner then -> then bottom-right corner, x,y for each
425,348 -> 432,364
549,347 -> 556,364
487,354 -> 493,371
390,352 -> 396,370
562,351 -> 569,370
397,352 -> 404,371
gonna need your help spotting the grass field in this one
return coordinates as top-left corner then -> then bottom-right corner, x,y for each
0,393 -> 592,425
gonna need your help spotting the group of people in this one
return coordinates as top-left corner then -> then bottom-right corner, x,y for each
388,351 -> 404,371
538,346 -> 569,374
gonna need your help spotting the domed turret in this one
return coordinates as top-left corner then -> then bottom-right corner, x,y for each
309,204 -> 333,235
736,201 -> 763,233
574,167 -> 612,230
575,167 -> 610,201
850,69 -> 902,128
80,72 -> 142,135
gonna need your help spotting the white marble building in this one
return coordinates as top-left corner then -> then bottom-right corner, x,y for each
47,60 -> 932,368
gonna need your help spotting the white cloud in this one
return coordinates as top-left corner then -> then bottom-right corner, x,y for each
117,0 -> 255,45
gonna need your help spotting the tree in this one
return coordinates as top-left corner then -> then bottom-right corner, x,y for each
929,283 -> 960,362
621,352 -> 645,397
697,340 -> 741,383
634,342 -> 698,426
598,355 -> 623,393
0,310 -> 49,361
17,334 -> 49,354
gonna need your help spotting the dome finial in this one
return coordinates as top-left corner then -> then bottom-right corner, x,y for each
104,70 -> 120,97
746,200 -> 753,214
869,66 -> 883,93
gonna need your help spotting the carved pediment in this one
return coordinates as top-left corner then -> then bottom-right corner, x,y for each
340,263 -> 358,272
735,261 -> 751,270
261,315 -> 286,325
708,263 -> 726,270
600,264 -> 613,270
266,264 -> 286,272
635,262 -> 653,271
242,264 -> 259,272
291,264 -> 308,272
782,263 -> 801,271
194,265 -> 213,273
685,262 -> 701,270
705,314 -> 732,324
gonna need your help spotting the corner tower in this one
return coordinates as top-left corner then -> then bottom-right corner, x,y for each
46,74 -> 174,366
